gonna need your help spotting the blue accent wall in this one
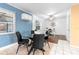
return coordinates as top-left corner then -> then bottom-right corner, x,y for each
0,3 -> 32,47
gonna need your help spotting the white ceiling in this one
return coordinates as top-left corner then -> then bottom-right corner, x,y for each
9,3 -> 72,19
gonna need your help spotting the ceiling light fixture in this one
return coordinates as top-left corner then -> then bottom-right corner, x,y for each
49,15 -> 55,21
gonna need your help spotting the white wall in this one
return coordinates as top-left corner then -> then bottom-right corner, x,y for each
32,14 -> 45,33
55,16 -> 67,35
66,10 -> 70,41
32,11 -> 70,39
40,13 -> 68,36
32,14 -> 37,30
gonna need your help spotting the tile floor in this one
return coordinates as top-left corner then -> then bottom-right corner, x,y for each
0,39 -> 79,55
49,40 -> 79,55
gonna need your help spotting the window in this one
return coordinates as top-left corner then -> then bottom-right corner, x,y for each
0,8 -> 15,35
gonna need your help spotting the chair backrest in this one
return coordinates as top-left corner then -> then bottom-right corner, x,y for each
31,30 -> 35,34
16,32 -> 22,42
46,31 -> 48,35
33,34 -> 45,49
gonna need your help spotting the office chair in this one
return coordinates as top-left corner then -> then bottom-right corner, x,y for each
28,34 -> 45,55
16,32 -> 29,54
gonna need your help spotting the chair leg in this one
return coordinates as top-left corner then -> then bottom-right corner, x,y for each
28,46 -> 33,55
16,44 -> 21,54
27,46 -> 28,52
26,44 -> 28,52
47,42 -> 50,48
33,48 -> 36,55
40,49 -> 45,55
28,41 -> 33,46
45,40 -> 47,45
42,51 -> 44,55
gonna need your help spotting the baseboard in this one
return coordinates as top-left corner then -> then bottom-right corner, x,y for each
0,43 -> 17,50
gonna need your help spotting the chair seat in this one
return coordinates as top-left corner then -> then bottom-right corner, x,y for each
28,34 -> 45,55
44,36 -> 48,40
18,39 -> 29,44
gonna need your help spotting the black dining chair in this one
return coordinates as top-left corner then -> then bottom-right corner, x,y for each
16,32 -> 29,54
28,30 -> 35,46
30,30 -> 35,41
44,36 -> 50,48
28,34 -> 45,55
44,31 -> 50,48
